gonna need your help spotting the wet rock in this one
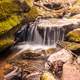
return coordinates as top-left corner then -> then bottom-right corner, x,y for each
60,41 -> 80,55
40,71 -> 56,80
0,15 -> 24,52
67,28 -> 80,42
0,38 -> 14,52
60,41 -> 80,51
62,60 -> 80,80
50,60 -> 64,79
47,49 -> 73,63
46,48 -> 56,56
44,2 -> 63,10
19,49 -> 46,59
4,66 -> 21,80
0,0 -> 28,52
5,59 -> 45,80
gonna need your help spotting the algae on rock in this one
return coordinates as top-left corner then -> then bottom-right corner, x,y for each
0,1 -> 22,19
0,37 -> 14,52
67,28 -> 80,42
0,0 -> 29,51
61,41 -> 80,51
0,15 -> 23,36
40,71 -> 56,80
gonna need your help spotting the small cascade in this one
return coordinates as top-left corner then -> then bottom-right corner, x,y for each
27,25 -> 65,46
16,18 -> 66,47
15,18 -> 80,53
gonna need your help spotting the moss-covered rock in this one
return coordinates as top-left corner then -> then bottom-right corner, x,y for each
0,37 -> 14,52
24,0 -> 33,7
67,28 -> 80,42
24,6 -> 42,21
0,0 -> 29,52
61,41 -> 80,50
0,15 -> 23,36
60,41 -> 80,55
40,71 -> 56,80
0,1 -> 22,19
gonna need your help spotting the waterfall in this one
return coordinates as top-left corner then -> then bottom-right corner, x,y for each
28,19 -> 65,46
14,18 -> 80,56
16,18 -> 66,47
13,18 -> 67,58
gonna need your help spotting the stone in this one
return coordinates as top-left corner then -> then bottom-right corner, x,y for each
60,41 -> 80,55
62,61 -> 80,80
67,28 -> 80,42
40,71 -> 56,80
47,49 -> 73,63
50,60 -> 64,79
0,38 -> 14,52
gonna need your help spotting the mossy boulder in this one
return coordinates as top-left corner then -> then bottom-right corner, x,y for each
60,41 -> 80,55
67,28 -> 80,42
24,0 -> 33,7
0,37 -> 14,52
0,15 -> 23,36
0,0 -> 29,52
0,0 -> 22,19
40,71 -> 56,80
0,15 -> 24,52
62,41 -> 80,50
24,6 -> 43,21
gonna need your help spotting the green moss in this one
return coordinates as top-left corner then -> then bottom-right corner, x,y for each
24,6 -> 42,21
0,1 -> 23,19
0,37 -> 14,52
24,0 -> 33,7
63,41 -> 80,50
0,15 -> 23,36
0,0 -> 14,3
40,71 -> 56,80
67,29 -> 80,42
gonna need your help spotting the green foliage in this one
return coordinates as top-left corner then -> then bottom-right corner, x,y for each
0,15 -> 23,36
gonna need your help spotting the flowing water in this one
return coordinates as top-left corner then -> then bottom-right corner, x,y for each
14,18 -> 80,56
13,18 -> 66,57
17,18 -> 66,45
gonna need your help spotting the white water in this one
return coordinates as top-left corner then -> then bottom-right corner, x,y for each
13,42 -> 56,58
15,18 -> 80,56
27,19 -> 66,45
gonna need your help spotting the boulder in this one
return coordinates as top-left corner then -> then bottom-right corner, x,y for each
62,61 -> 80,80
40,71 -> 56,80
0,15 -> 23,36
49,60 -> 64,79
0,0 -> 29,52
47,49 -> 73,63
0,38 -> 14,52
60,41 -> 80,55
0,15 -> 23,52
67,28 -> 80,42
